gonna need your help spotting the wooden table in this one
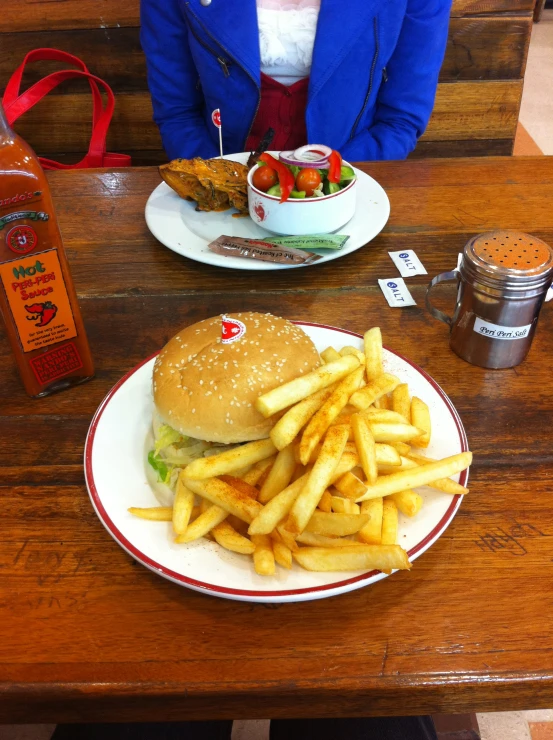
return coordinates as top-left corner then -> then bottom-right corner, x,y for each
1,157 -> 553,723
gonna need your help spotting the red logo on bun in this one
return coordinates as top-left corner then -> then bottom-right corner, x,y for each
221,314 -> 246,344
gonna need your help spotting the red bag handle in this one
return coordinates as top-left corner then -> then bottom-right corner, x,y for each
2,48 -> 131,169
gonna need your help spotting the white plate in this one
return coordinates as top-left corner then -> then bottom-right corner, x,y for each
85,323 -> 469,603
144,153 -> 390,271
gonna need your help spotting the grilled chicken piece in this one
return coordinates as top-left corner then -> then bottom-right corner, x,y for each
159,158 -> 249,214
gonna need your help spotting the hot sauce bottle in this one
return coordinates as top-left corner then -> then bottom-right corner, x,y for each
0,103 -> 94,397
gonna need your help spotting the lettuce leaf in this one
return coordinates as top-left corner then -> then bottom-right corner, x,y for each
154,424 -> 185,455
147,450 -> 174,484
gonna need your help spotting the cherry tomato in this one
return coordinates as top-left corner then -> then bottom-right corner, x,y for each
295,168 -> 322,197
252,165 -> 278,192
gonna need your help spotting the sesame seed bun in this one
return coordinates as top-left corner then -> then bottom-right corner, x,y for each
153,312 -> 321,444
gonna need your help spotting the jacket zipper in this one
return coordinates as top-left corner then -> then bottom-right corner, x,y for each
185,3 -> 261,146
184,5 -> 231,77
349,17 -> 380,140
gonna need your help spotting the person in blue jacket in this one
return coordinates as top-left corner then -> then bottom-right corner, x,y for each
141,0 -> 452,161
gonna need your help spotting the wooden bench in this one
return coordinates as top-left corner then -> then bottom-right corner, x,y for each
0,0 -> 535,163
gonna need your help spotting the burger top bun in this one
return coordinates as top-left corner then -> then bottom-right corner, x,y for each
153,312 -> 321,444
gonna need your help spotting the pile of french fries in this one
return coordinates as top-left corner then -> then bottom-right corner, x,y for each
130,328 -> 472,576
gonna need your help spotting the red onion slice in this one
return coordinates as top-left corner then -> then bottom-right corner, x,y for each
293,144 -> 332,162
279,147 -> 330,169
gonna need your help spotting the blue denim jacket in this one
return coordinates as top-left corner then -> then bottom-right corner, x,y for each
141,0 -> 451,161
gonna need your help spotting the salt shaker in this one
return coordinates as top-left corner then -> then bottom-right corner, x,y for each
426,230 -> 553,369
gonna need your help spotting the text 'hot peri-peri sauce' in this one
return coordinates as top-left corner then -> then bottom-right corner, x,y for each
0,103 -> 94,397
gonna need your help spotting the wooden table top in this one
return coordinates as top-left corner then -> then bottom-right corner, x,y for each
1,157 -> 553,723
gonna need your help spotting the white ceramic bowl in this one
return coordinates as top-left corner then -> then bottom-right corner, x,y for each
247,161 -> 357,235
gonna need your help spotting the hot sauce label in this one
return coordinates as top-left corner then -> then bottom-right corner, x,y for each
0,249 -> 78,353
29,342 -> 83,384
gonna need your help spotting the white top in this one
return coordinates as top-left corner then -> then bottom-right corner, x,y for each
257,0 -> 321,86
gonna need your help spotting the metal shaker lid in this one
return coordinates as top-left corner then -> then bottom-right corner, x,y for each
462,230 -> 553,292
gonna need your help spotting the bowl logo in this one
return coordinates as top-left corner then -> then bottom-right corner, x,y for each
221,314 -> 246,344
253,201 -> 266,222
399,253 -> 409,259
387,281 -> 398,289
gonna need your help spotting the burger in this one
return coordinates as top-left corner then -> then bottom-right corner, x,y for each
147,312 -> 321,502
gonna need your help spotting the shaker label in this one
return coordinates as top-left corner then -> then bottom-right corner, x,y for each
0,249 -> 78,353
473,317 -> 532,341
378,278 -> 417,308
388,250 -> 427,277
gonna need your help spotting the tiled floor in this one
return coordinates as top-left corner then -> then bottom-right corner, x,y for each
518,9 -> 553,154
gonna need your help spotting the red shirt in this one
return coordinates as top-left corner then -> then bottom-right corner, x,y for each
245,72 -> 308,153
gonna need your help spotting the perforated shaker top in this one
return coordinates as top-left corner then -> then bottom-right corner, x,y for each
464,230 -> 553,287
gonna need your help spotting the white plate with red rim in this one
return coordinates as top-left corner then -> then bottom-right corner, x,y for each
85,322 -> 469,603
144,152 -> 390,271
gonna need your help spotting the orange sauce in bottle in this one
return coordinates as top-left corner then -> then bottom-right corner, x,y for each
0,103 -> 94,397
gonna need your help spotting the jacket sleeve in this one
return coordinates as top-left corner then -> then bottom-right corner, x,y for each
340,0 -> 452,162
140,0 -> 219,159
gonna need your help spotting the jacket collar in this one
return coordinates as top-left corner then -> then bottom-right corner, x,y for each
184,0 -> 377,92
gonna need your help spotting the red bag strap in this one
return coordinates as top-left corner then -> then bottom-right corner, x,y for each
2,49 -> 131,169
3,49 -> 103,129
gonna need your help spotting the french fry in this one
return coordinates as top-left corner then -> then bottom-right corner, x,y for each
251,534 -> 275,576
302,440 -> 357,465
292,463 -> 307,482
367,422 -> 424,444
185,438 -> 276,480
256,355 -> 360,418
380,454 -> 469,495
212,520 -> 255,554
241,455 -> 276,485
172,472 -> 195,534
351,413 -> 378,485
378,455 -> 418,475
277,524 -> 300,552
219,475 -> 260,500
333,471 -> 367,500
410,397 -> 431,448
128,506 -> 173,521
349,373 -> 401,411
294,544 -> 411,572
373,394 -> 391,410
175,504 -> 228,543
305,511 -> 369,537
405,451 -> 469,494
320,346 -> 341,363
358,498 -> 383,544
392,489 -> 423,517
273,541 -> 293,569
258,445 -> 296,504
248,474 -> 309,536
392,383 -> 411,422
299,367 -> 365,465
330,495 -> 360,514
340,346 -> 366,365
331,450 -> 360,480
364,408 -> 410,424
286,425 -> 350,535
318,489 -> 333,512
381,500 -> 398,545
392,441 -> 412,456
356,451 -> 472,501
364,327 -> 383,381
183,477 -> 263,523
270,385 -> 337,451
297,531 -> 368,548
